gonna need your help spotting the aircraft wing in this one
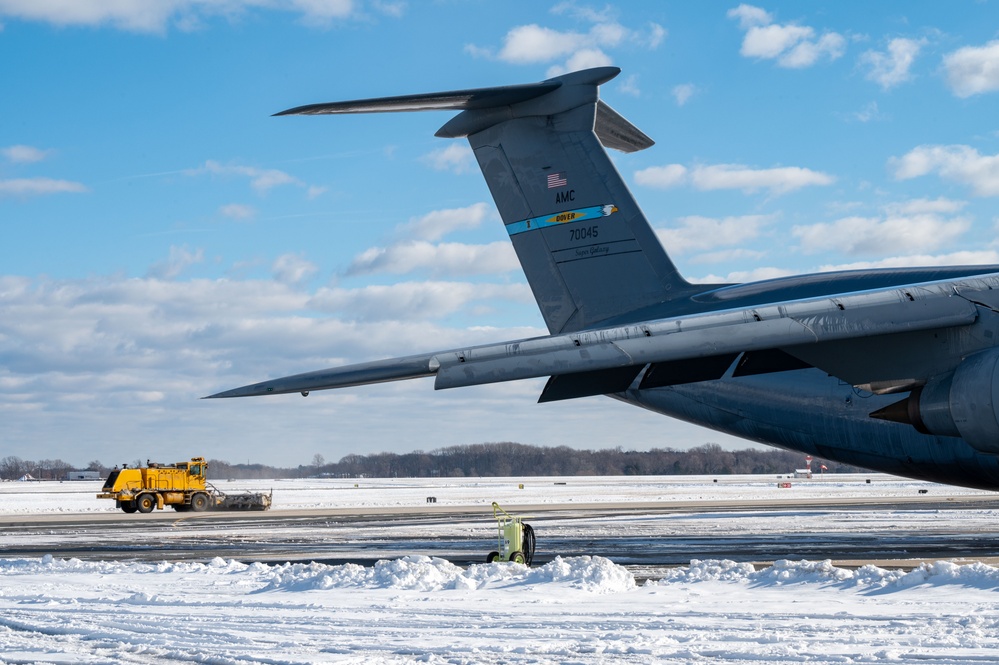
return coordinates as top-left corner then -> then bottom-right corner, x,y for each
206,278 -> 983,401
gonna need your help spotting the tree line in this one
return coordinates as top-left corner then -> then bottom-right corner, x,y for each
304,443 -> 854,479
1,444 -> 854,481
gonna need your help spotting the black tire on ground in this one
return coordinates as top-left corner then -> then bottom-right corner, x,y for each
509,550 -> 526,565
190,493 -> 210,512
486,551 -> 500,563
121,501 -> 137,514
136,494 -> 156,513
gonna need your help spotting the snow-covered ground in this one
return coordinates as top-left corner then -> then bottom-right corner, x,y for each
2,476 -> 999,664
0,472 -> 991,514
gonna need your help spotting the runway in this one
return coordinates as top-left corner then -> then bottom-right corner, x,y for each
4,492 -> 999,575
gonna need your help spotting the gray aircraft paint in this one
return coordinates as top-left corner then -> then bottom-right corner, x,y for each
211,67 -> 999,491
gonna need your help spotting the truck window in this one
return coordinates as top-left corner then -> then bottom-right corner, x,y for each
102,470 -> 120,490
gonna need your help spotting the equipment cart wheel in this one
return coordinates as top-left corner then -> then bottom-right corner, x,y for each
486,551 -> 499,563
509,550 -> 526,565
190,492 -> 210,512
135,494 -> 156,513
120,501 -> 137,514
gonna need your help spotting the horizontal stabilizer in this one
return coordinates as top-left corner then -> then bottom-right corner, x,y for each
595,100 -> 655,153
274,82 -> 561,116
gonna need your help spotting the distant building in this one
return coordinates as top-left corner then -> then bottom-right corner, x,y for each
65,471 -> 101,481
793,469 -> 812,479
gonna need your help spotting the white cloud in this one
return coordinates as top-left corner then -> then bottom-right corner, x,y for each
636,162 -> 833,195
550,1 -> 614,24
943,40 -> 999,98
647,22 -> 667,49
888,197 -> 967,215
891,144 -> 999,196
655,215 -> 774,254
272,253 -> 318,285
792,198 -> 971,255
146,245 -> 205,279
346,240 -> 518,277
185,160 -> 301,194
0,177 -> 87,197
634,164 -> 688,188
672,84 -> 697,106
0,0 -> 361,33
548,48 -> 613,78
395,203 -> 491,242
0,267 -> 584,464
860,37 -> 925,90
420,144 -> 475,175
692,164 -> 834,194
741,23 -> 814,60
778,32 -> 846,69
691,266 -> 794,284
371,1 -> 405,19
310,281 -> 531,321
470,13 -> 662,76
2,144 -> 50,163
688,248 -> 768,265
816,250 -> 999,272
727,4 -> 772,30
852,101 -> 885,123
290,0 -> 354,26
497,23 -> 582,64
728,4 -> 845,68
219,203 -> 256,220
618,74 -> 641,97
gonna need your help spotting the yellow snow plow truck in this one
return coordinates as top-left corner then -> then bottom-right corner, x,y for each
97,457 -> 271,513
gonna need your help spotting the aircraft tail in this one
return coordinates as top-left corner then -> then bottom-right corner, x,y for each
277,67 -> 700,334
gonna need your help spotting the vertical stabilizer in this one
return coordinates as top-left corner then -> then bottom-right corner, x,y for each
277,67 -> 696,334
438,67 -> 692,333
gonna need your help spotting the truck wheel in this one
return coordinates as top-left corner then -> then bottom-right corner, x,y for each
121,501 -> 137,514
136,494 -> 156,513
190,493 -> 210,512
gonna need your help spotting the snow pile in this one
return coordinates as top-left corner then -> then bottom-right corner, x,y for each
259,554 -> 635,593
652,557 -> 999,593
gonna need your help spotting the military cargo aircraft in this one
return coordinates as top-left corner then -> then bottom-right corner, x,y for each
208,67 -> 999,490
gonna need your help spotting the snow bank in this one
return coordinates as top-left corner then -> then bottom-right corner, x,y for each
259,554 -> 635,593
5,555 -> 999,663
652,557 -> 999,592
7,555 -> 998,597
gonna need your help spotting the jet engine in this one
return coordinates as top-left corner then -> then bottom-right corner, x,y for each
872,347 -> 999,454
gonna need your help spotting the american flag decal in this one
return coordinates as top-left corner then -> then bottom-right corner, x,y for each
547,172 -> 568,188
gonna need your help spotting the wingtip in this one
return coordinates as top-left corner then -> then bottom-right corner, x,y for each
203,383 -> 277,399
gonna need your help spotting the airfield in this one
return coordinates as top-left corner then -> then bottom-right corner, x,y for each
4,474 -> 999,571
3,474 -> 999,663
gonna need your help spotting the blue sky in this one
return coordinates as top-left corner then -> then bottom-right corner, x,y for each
2,1 -> 999,468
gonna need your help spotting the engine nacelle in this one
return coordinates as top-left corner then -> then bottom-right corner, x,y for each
899,348 -> 999,454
